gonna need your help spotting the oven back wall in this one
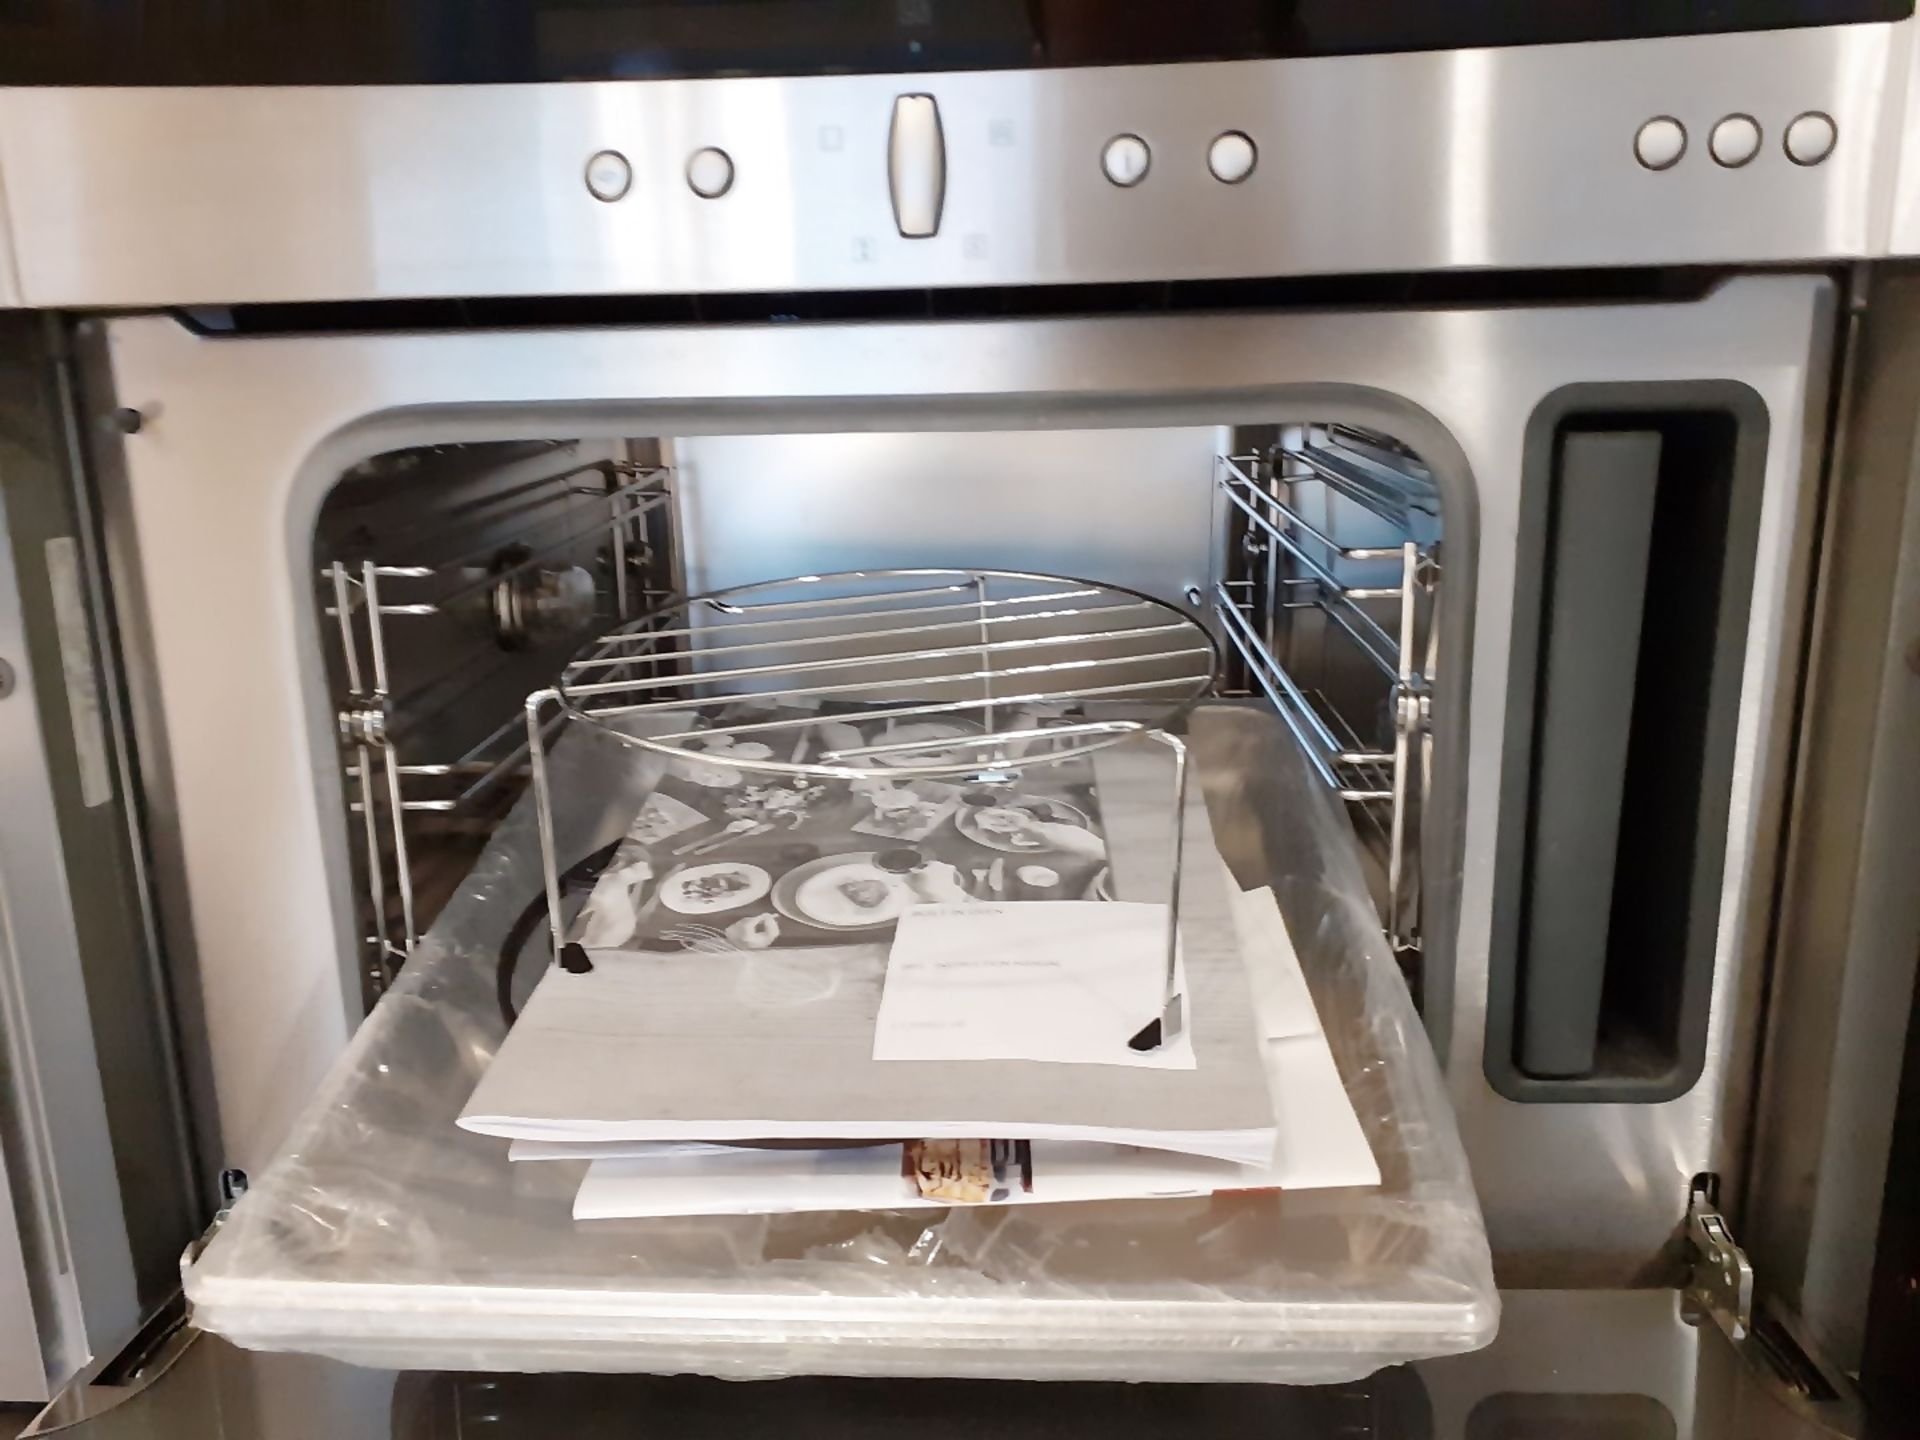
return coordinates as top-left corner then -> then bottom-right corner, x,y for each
674,430 -> 1221,606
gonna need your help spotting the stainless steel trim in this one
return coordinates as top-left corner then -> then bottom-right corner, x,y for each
1744,268 -> 1920,1373
0,481 -> 138,1398
0,24 -> 1903,306
89,275 -> 1827,1279
42,537 -> 110,808
0,149 -> 21,309
1882,20 -> 1920,255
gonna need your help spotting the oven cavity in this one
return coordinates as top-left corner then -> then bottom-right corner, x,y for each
314,423 -> 1444,1016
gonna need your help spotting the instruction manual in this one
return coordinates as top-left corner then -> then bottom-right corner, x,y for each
871,901 -> 1195,1069
554,883 -> 1378,1219
459,742 -> 1279,1165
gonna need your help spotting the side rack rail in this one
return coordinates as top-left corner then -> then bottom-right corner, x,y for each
1212,433 -> 1440,959
321,456 -> 678,983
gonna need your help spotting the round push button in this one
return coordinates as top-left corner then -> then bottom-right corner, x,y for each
1101,134 -> 1151,187
1207,131 -> 1257,184
686,147 -> 735,198
1710,114 -> 1762,168
1784,111 -> 1837,166
1634,116 -> 1687,171
584,149 -> 632,202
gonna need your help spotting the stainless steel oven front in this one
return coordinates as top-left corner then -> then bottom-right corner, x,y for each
83,272 -> 1828,1261
2,9 -> 1918,1435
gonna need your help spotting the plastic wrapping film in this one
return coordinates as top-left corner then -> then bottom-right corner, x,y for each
183,703 -> 1496,1383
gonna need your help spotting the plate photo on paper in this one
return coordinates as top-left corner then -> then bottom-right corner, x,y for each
773,853 -> 915,932
867,719 -> 985,769
956,795 -> 1096,854
627,791 -> 712,847
657,862 -> 773,916
849,778 -> 964,842
573,858 -> 657,948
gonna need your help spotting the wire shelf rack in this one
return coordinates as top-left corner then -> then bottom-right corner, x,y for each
323,459 -> 674,973
549,568 -> 1219,777
523,567 -> 1221,1050
1212,443 -> 1439,957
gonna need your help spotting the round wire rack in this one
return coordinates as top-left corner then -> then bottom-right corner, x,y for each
522,568 -> 1211,1050
544,568 -> 1221,782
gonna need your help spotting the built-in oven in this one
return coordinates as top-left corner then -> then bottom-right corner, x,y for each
1,4 -> 1919,1436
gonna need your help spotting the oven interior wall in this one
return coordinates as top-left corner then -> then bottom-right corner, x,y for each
671,429 -> 1225,606
312,422 -> 1444,1015
314,438 -> 676,999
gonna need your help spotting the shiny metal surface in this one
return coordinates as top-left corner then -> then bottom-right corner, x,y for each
0,482 -> 137,1399
0,24 -> 1902,306
552,573 -> 1217,772
0,155 -> 19,309
88,275 -> 1830,1280
1886,25 -> 1920,255
673,429 -> 1222,607
1424,1291 -> 1867,1439
1745,269 -> 1920,1371
22,1290 -> 1875,1438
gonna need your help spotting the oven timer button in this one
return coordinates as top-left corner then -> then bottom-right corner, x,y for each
584,149 -> 633,203
1101,134 -> 1151,188
1784,111 -> 1837,167
1710,114 -> 1762,168
687,146 -> 737,199
1634,116 -> 1687,171
1207,131 -> 1257,184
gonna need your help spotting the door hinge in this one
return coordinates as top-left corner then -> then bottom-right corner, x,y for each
1682,1178 -> 1754,1341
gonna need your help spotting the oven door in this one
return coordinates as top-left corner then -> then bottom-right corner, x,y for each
68,271 -> 1832,1289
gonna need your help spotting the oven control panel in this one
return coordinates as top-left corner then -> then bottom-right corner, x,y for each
0,19 -> 1912,306
1632,109 -> 1838,171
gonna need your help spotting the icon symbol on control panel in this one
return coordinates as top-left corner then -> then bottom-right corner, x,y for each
819,125 -> 845,153
989,119 -> 1016,148
852,236 -> 876,263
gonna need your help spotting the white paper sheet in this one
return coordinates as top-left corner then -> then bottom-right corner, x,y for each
565,883 -> 1379,1218
571,1140 -> 1236,1219
459,744 -> 1279,1166
569,1030 -> 1380,1218
1264,1035 -> 1380,1189
871,902 -> 1195,1069
509,1137 -> 730,1162
1228,885 -> 1324,1040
